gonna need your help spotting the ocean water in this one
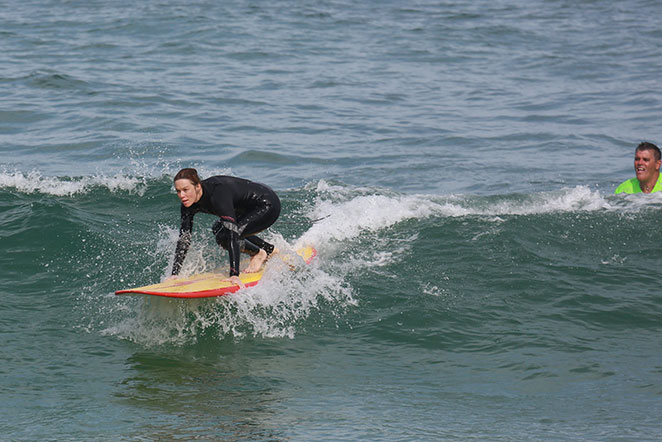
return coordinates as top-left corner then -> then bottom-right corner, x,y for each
2,0 -> 662,440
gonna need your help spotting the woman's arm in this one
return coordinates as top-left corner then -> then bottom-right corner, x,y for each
171,207 -> 194,276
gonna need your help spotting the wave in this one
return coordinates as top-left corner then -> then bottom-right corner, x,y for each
296,180 -> 659,249
0,170 -> 153,196
0,164 -> 237,197
5,168 -> 655,216
16,176 -> 659,346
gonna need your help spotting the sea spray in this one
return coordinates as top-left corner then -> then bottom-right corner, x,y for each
74,179 -> 662,348
104,245 -> 354,345
0,169 -> 150,196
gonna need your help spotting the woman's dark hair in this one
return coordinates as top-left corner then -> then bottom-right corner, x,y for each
174,168 -> 202,186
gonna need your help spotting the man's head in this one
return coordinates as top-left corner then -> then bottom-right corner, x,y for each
634,142 -> 661,185
636,142 -> 660,161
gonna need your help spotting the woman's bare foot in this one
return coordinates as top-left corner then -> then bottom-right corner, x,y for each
244,249 -> 268,273
224,275 -> 245,288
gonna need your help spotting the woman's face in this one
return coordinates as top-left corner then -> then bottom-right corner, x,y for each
174,179 -> 202,207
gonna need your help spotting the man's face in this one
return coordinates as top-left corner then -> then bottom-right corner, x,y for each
175,179 -> 201,207
634,149 -> 661,182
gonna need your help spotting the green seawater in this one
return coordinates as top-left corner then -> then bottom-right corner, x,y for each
2,177 -> 661,440
3,0 -> 662,439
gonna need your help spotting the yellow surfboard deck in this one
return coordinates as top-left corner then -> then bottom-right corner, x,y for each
115,246 -> 316,299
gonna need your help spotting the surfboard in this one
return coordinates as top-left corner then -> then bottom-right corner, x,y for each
115,246 -> 316,299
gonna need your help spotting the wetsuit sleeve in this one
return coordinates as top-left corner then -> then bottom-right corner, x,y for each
171,207 -> 194,275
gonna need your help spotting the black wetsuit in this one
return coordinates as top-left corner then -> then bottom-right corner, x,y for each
171,176 -> 280,277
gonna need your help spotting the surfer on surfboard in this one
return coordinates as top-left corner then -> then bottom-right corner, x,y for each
166,168 -> 280,287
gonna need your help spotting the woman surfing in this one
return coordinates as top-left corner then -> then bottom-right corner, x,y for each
167,168 -> 280,287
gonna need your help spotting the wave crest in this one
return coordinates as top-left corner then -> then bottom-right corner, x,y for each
297,181 -> 626,249
0,170 -> 149,196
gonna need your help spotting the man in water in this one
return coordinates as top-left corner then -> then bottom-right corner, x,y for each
615,142 -> 662,194
167,168 -> 280,286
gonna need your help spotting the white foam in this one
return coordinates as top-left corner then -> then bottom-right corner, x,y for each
467,185 -> 662,216
0,163 -> 240,197
104,265 -> 355,345
297,183 -> 446,248
101,299 -> 210,346
459,186 -> 614,216
101,233 -> 357,346
0,170 -> 148,196
286,183 -> 649,283
297,184 -> 634,252
215,258 -> 355,339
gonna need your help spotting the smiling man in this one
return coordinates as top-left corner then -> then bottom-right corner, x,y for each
615,142 -> 662,194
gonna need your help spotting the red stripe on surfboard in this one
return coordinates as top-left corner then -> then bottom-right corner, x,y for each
304,247 -> 317,264
114,279 -> 261,298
